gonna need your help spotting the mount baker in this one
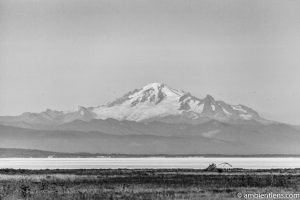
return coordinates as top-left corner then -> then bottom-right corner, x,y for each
0,83 -> 299,155
0,83 -> 270,127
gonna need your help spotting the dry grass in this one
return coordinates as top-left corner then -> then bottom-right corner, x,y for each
0,168 -> 299,200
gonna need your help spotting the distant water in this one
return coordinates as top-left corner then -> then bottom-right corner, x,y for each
0,157 -> 299,169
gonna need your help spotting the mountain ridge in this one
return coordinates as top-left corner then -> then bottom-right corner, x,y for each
1,147 -> 300,158
0,83 -> 272,128
1,82 -> 298,155
1,123 -> 300,154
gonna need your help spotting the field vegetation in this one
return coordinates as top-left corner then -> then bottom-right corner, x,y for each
0,168 -> 300,199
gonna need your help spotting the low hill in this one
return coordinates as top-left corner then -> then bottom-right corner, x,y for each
1,123 -> 300,155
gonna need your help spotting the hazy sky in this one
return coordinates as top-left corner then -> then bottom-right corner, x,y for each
1,0 -> 300,124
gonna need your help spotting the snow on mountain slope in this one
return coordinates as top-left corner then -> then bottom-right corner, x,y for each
92,83 -> 267,123
93,83 -> 186,121
0,83 -> 270,126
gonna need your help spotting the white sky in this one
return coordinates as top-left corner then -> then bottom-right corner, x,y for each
1,0 -> 300,124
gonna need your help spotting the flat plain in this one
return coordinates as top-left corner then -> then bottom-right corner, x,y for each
0,168 -> 300,200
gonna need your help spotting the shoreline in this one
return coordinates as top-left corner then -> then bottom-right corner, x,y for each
1,157 -> 300,170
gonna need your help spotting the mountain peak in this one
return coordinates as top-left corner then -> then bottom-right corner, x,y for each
92,83 -> 268,123
143,82 -> 166,89
204,94 -> 215,102
0,83 -> 270,125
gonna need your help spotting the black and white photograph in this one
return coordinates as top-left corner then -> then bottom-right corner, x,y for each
1,0 -> 300,199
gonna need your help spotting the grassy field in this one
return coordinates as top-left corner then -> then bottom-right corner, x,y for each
0,168 -> 300,200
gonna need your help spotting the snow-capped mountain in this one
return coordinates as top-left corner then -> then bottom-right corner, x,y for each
0,83 -> 270,127
2,82 -> 300,155
93,83 -> 267,123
